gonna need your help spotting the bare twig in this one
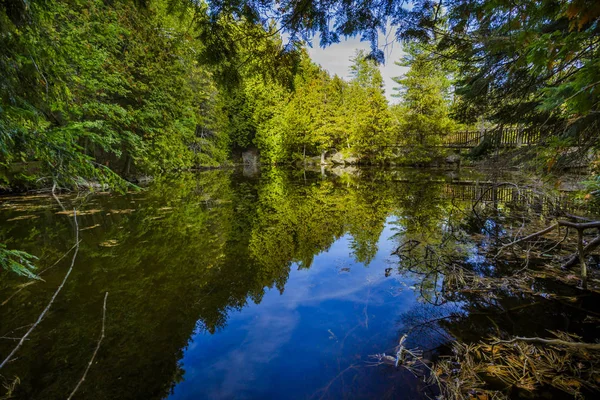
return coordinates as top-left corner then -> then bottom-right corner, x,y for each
51,183 -> 67,213
565,213 -> 595,222
314,364 -> 358,400
558,220 -> 600,230
67,292 -> 109,400
496,223 -> 558,255
0,209 -> 79,370
497,219 -> 600,259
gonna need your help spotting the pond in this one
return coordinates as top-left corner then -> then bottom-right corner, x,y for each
0,167 -> 596,399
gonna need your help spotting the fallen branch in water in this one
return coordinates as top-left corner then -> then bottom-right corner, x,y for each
392,239 -> 420,255
496,223 -> 558,255
68,292 -> 108,400
558,220 -> 600,230
562,235 -> 600,269
314,363 -> 358,400
495,217 -> 600,288
369,334 -> 428,377
498,219 -> 600,253
492,336 -> 600,350
556,220 -> 600,289
0,209 -> 79,370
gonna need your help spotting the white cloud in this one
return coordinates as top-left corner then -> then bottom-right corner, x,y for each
305,35 -> 407,104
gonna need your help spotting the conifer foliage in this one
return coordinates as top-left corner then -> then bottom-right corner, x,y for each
0,0 -> 400,189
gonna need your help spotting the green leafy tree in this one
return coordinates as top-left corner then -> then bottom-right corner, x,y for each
392,42 -> 456,163
346,51 -> 393,163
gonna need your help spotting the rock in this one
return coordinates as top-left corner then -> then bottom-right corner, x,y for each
330,152 -> 345,165
329,165 -> 358,177
136,176 -> 153,185
242,147 -> 260,166
344,156 -> 358,165
445,154 -> 462,164
328,151 -> 359,165
243,163 -> 259,177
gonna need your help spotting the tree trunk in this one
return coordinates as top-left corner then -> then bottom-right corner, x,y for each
303,145 -> 306,165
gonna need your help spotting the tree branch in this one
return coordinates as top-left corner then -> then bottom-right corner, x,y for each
562,236 -> 600,269
0,209 -> 79,370
496,223 -> 558,255
68,292 -> 109,400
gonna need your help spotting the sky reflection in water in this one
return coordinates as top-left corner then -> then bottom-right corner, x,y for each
0,167 -> 512,400
171,222 -> 423,400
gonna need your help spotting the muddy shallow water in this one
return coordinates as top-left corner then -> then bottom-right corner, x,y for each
0,167 -> 597,399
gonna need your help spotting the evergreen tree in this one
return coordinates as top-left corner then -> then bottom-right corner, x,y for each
346,51 -> 393,163
392,43 -> 455,163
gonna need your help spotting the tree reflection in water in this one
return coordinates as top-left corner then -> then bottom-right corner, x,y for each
0,167 -> 597,399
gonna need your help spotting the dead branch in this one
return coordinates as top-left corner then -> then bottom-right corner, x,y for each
492,336 -> 600,350
565,213 -> 595,222
314,364 -> 358,400
497,219 -> 600,285
554,219 -> 600,289
498,219 -> 600,252
562,235 -> 600,269
67,292 -> 108,400
0,209 -> 79,370
496,223 -> 558,255
392,240 -> 420,255
577,229 -> 588,288
558,220 -> 600,230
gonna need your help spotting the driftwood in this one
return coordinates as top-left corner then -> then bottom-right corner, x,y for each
369,334 -> 426,371
0,209 -> 79,370
556,220 -> 599,289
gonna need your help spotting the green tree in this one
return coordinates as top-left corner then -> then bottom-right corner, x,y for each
392,42 -> 456,163
346,51 -> 393,163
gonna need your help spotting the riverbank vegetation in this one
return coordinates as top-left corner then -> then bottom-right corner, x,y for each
3,0 -> 597,193
1,0 -> 399,191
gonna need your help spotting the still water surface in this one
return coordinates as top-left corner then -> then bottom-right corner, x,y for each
0,167 -> 582,399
